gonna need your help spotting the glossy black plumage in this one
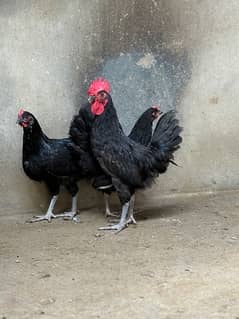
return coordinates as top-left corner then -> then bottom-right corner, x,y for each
92,107 -> 159,194
128,107 -> 158,145
68,104 -> 102,178
19,111 -> 82,199
90,93 -> 183,205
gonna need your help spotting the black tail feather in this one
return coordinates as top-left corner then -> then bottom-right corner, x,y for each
150,110 -> 183,174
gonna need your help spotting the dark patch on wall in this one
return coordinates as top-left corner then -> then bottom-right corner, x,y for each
78,0 -> 191,133
100,51 -> 190,133
80,59 -> 190,133
91,50 -> 190,133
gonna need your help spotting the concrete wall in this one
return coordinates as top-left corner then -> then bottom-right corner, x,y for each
0,0 -> 239,215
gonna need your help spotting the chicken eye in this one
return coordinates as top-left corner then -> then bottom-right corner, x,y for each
28,116 -> 34,123
99,92 -> 106,98
23,116 -> 33,124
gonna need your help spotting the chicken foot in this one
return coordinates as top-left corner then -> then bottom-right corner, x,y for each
108,195 -> 136,225
28,195 -> 58,222
54,194 -> 80,222
98,201 -> 130,233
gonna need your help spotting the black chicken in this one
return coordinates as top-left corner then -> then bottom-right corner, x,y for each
17,109 -> 84,222
70,85 -> 161,218
87,78 -> 183,232
92,106 -> 160,218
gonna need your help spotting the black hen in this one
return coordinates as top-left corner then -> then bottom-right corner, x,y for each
87,78 -> 183,232
17,109 -> 83,222
92,106 -> 160,217
69,103 -> 102,178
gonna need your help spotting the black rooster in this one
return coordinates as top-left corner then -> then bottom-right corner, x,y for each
17,109 -> 84,222
92,106 -> 160,218
70,91 -> 161,218
87,78 -> 183,232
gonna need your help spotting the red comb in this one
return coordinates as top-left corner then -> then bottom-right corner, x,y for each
87,77 -> 111,96
151,105 -> 160,111
18,108 -> 25,116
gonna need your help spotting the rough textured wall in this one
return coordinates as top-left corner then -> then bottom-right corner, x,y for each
0,0 -> 238,215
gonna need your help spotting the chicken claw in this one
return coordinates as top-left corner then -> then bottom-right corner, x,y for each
105,211 -> 119,218
63,212 -> 80,223
98,201 -> 130,233
98,222 -> 128,233
28,212 -> 56,223
128,215 -> 137,225
108,195 -> 136,224
54,211 -> 78,220
27,195 -> 58,223
53,195 -> 80,222
108,216 -> 136,225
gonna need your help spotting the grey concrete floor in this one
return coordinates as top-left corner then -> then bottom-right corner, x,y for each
1,190 -> 239,319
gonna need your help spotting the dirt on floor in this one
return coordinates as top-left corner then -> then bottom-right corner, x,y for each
1,190 -> 239,319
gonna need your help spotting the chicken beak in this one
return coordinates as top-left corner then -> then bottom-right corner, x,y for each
88,95 -> 95,104
16,117 -> 22,125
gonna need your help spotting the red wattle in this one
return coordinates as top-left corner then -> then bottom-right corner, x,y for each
21,122 -> 28,128
91,101 -> 105,115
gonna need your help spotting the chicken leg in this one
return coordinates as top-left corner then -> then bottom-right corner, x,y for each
98,201 -> 130,233
108,195 -> 136,225
127,195 -> 137,224
29,195 -> 58,222
104,193 -> 119,218
54,194 -> 80,222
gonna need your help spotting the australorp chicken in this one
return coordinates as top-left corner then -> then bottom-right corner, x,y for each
17,109 -> 83,222
92,105 -> 161,218
87,78 -> 183,232
69,84 -> 161,218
